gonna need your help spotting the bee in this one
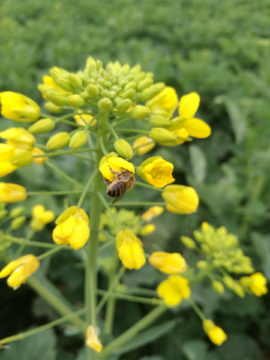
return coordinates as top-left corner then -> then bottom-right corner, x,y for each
104,167 -> 136,204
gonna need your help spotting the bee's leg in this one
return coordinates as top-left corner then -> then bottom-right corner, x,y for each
111,194 -> 124,205
103,177 -> 111,185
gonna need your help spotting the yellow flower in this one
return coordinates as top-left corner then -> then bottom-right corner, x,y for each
146,87 -> 178,112
133,136 -> 155,155
157,275 -> 190,307
73,111 -> 97,127
149,252 -> 187,274
0,255 -> 40,290
176,92 -> 211,139
0,127 -> 36,151
0,91 -> 40,122
240,272 -> 268,297
203,319 -> 227,346
52,206 -> 90,250
0,183 -> 27,203
30,205 -> 55,231
162,185 -> 199,214
85,325 -> 103,353
99,152 -> 135,182
0,144 -> 18,177
137,157 -> 175,188
140,224 -> 156,236
31,147 -> 48,165
116,230 -> 146,270
142,206 -> 164,222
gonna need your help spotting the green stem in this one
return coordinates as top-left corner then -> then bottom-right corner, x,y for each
116,129 -> 149,134
85,113 -> 107,359
0,308 -> 86,345
27,275 -> 86,332
136,181 -> 163,192
98,193 -> 122,230
104,272 -> 117,335
105,121 -> 119,140
97,290 -> 161,305
32,148 -> 97,158
113,202 -> 166,207
188,299 -> 206,321
27,190 -> 91,196
77,170 -> 98,208
15,228 -> 35,257
189,264 -> 215,287
98,238 -> 115,253
37,245 -> 67,261
4,235 -> 70,249
100,305 -> 166,358
46,161 -> 83,189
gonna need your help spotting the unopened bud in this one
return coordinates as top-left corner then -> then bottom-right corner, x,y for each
11,150 -> 33,167
100,89 -> 110,98
149,128 -> 177,144
116,99 -> 132,112
98,98 -> 113,112
37,84 -> 57,96
197,260 -> 208,269
47,92 -> 68,106
121,64 -> 130,76
10,206 -> 25,218
11,216 -> 26,230
130,105 -> 151,120
96,60 -> 103,71
137,78 -> 154,92
212,281 -> 224,294
139,83 -> 165,102
119,79 -> 128,88
233,283 -> 245,298
69,73 -> 83,89
114,139 -> 133,159
44,102 -> 63,113
67,95 -> 85,108
124,82 -> 137,91
122,89 -> 136,100
46,132 -> 71,151
28,119 -> 55,134
130,64 -> 141,75
0,209 -> 8,219
181,236 -> 196,249
140,224 -> 156,236
134,72 -> 146,83
69,131 -> 88,150
223,276 -> 234,289
148,115 -> 171,127
54,78 -> 73,92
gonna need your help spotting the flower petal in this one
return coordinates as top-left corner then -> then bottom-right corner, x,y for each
181,118 -> 211,138
178,92 -> 200,118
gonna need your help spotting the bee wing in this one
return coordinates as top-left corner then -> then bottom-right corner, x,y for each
111,194 -> 124,205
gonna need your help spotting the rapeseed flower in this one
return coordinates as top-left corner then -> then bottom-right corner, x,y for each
30,205 -> 55,231
149,252 -> 187,274
85,325 -> 103,353
157,275 -> 190,307
116,230 -> 145,270
203,319 -> 227,346
162,185 -> 199,214
0,183 -> 27,203
137,157 -> 175,188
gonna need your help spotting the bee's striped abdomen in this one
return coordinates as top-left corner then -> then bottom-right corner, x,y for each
107,181 -> 126,198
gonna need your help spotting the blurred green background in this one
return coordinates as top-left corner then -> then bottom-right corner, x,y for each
1,0 -> 270,359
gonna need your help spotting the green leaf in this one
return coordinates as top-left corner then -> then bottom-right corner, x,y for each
0,328 -> 56,360
182,340 -> 208,360
189,145 -> 207,183
224,99 -> 246,144
115,320 -> 177,355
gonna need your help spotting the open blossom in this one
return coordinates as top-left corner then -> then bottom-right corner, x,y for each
142,206 -> 164,222
116,230 -> 145,270
85,325 -> 103,353
0,127 -> 36,151
203,319 -> 227,346
146,87 -> 178,112
0,91 -> 40,122
157,275 -> 190,307
52,206 -> 90,250
0,183 -> 27,203
149,252 -> 187,274
99,152 -> 135,182
30,205 -> 55,231
0,144 -> 18,177
73,111 -> 97,126
0,255 -> 40,290
240,272 -> 268,297
137,156 -> 175,188
162,185 -> 199,214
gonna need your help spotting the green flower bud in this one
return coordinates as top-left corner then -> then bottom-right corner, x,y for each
49,67 -> 69,81
134,72 -> 146,83
47,92 -> 68,106
46,132 -> 71,151
11,150 -> 33,167
197,260 -> 208,269
233,283 -> 245,298
80,92 -> 91,101
37,84 -> 57,96
124,81 -> 137,91
44,102 -> 63,113
113,97 -> 121,106
98,79 -> 106,88
137,78 -> 154,92
181,236 -> 196,249
139,83 -> 165,102
98,98 -> 113,112
96,60 -> 103,71
212,281 -> 224,294
11,215 -> 26,230
67,95 -> 85,108
148,115 -> 172,127
100,89 -> 110,98
130,64 -> 141,75
69,73 -> 83,89
109,91 -> 117,99
114,139 -> 133,159
127,75 -> 134,82
146,72 -> 154,78
28,119 -> 56,134
116,99 -> 132,112
130,105 -> 151,121
69,131 -> 88,150
223,276 -> 234,289
149,128 -> 177,144
54,78 -> 73,92
121,64 -> 130,76
122,89 -> 136,100
10,206 -> 25,218
0,210 -> 8,219
119,79 -> 128,88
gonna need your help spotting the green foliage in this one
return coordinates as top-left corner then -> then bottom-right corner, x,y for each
1,0 -> 270,359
